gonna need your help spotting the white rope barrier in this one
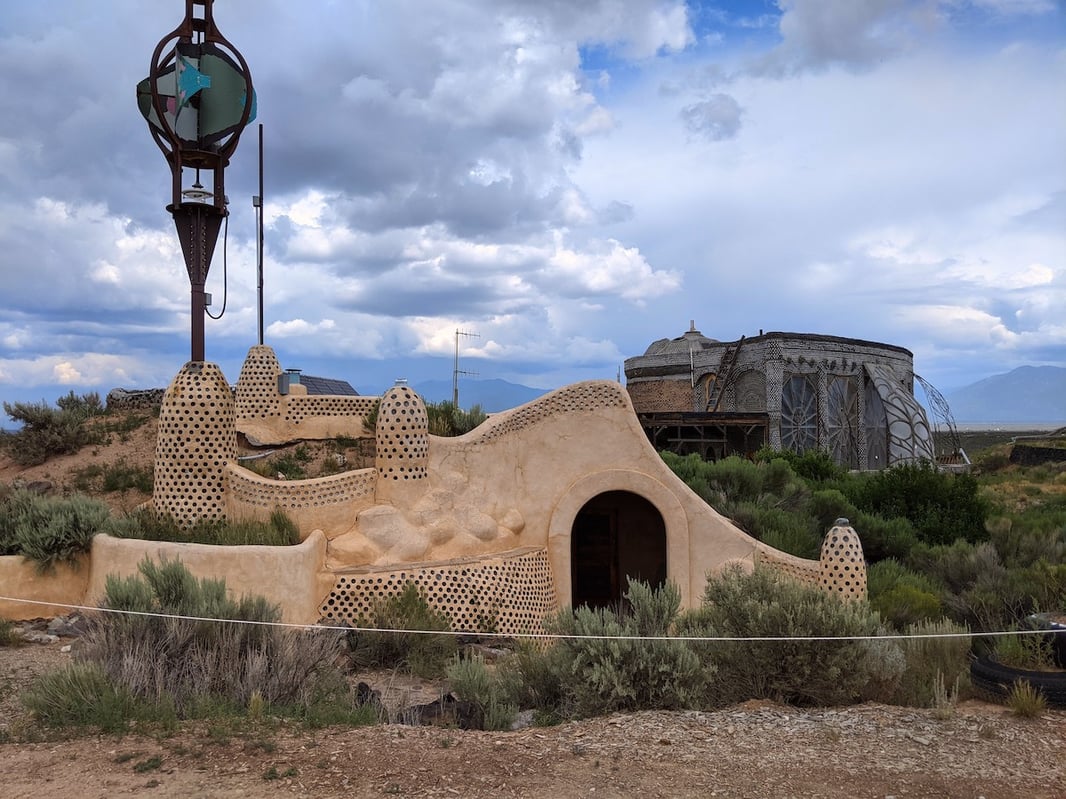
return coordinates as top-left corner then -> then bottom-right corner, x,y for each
1,594 -> 1056,643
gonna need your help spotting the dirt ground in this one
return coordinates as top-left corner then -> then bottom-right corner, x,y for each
1,641 -> 1064,799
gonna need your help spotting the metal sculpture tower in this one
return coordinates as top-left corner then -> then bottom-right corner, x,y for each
137,0 -> 255,362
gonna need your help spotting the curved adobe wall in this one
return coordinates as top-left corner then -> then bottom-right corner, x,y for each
225,464 -> 377,536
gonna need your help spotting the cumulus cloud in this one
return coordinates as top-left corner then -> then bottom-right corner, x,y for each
0,0 -> 1061,405
763,0 -> 938,73
680,93 -> 744,140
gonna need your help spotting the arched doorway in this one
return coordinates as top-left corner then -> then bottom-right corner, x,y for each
570,491 -> 667,609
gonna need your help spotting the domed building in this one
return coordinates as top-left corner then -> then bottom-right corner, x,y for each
624,323 -> 933,469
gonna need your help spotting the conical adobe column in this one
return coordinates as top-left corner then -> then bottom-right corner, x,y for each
152,361 -> 237,527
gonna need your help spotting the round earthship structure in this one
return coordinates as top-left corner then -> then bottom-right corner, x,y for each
624,323 -> 934,469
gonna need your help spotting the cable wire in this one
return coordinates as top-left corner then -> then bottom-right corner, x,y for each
205,213 -> 229,320
0,594 -> 1054,643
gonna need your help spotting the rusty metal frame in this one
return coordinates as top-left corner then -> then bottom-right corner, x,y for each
143,0 -> 255,361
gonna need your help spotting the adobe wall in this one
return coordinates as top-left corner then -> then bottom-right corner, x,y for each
87,532 -> 333,625
0,556 -> 90,620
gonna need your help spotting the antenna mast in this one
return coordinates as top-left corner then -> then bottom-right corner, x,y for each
453,328 -> 479,407
253,123 -> 264,345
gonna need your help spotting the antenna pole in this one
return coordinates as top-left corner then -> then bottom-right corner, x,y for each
255,123 -> 264,345
453,328 -> 480,407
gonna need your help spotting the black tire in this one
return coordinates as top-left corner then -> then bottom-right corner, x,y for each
970,655 -> 1066,708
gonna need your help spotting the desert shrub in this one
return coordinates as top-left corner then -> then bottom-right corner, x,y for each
546,580 -> 711,718
496,641 -> 570,724
348,583 -> 457,678
888,618 -> 971,707
699,456 -> 768,504
426,401 -> 487,436
446,654 -> 518,731
994,631 -> 1057,671
0,490 -> 112,572
974,451 -> 1011,473
0,618 -> 19,647
807,489 -> 860,531
1007,679 -> 1048,718
843,462 -> 988,546
987,501 -> 1066,568
72,462 -> 153,494
678,565 -> 892,707
0,392 -> 105,465
756,447 -> 845,482
867,560 -> 945,630
109,508 -> 300,547
740,506 -> 821,559
851,511 -> 920,563
661,453 -> 764,505
76,558 -> 352,718
908,540 -> 1062,632
22,661 -> 135,732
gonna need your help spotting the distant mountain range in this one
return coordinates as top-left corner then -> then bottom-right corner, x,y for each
414,378 -> 550,413
944,366 -> 1065,424
417,366 -> 1065,424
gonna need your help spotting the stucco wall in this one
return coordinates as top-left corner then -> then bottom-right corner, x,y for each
88,532 -> 333,624
0,555 -> 90,620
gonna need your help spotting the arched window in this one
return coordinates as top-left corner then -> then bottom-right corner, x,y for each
827,376 -> 859,468
864,380 -> 888,469
780,374 -> 819,454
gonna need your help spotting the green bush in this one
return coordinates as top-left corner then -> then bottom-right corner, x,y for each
545,580 -> 711,718
426,401 -> 487,436
75,558 -> 353,719
844,462 -> 988,547
755,447 -> 846,482
851,511 -> 920,563
986,502 -> 1066,568
994,631 -> 1057,671
889,618 -> 971,707
0,618 -> 20,647
734,504 -> 822,559
906,540 -> 1058,632
22,661 -> 135,732
867,560 -> 945,630
0,490 -> 112,572
446,654 -> 517,731
72,463 -> 154,494
348,583 -> 457,678
678,565 -> 893,707
109,508 -> 300,547
0,392 -> 105,465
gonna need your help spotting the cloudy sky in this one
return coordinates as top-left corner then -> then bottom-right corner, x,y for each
0,0 -> 1063,412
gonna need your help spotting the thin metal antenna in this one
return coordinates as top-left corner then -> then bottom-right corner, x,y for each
453,328 -> 480,407
254,123 -> 264,345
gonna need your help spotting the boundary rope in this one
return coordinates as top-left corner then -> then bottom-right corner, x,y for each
1,594 -> 1056,643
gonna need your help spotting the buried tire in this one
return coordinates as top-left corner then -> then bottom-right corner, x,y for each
970,655 -> 1066,708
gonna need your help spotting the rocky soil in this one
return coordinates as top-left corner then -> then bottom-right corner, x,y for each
1,637 -> 1065,799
